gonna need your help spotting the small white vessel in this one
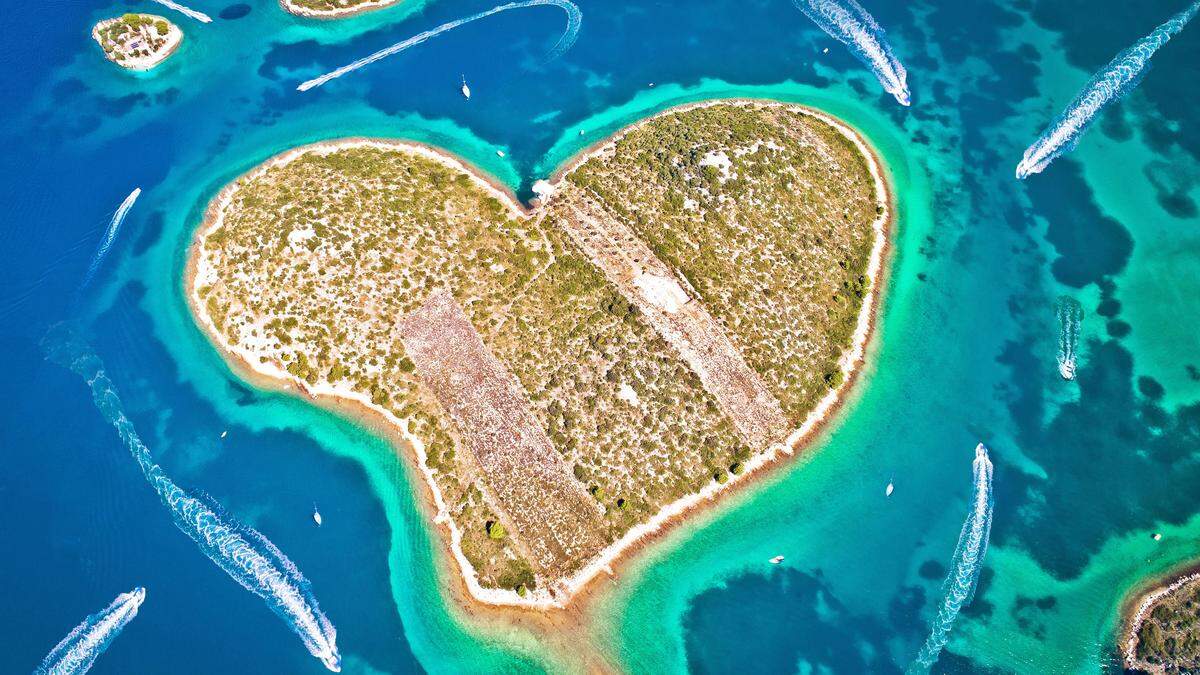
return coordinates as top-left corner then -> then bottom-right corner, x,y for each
1058,359 -> 1076,381
1153,533 -> 1162,541
313,505 -> 323,526
460,75 -> 471,100
496,150 -> 505,158
220,430 -> 227,439
579,129 -> 586,136
769,555 -> 784,564
822,47 -> 829,54
885,481 -> 894,497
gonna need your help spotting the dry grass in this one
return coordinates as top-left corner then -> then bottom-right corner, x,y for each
565,104 -> 880,422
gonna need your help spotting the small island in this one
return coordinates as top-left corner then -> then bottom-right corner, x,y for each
279,0 -> 401,19
188,101 -> 891,607
1124,570 -> 1200,673
92,14 -> 181,71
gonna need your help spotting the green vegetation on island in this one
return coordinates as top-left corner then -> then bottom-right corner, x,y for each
563,104 -> 880,422
92,13 -> 181,70
1130,575 -> 1200,673
191,102 -> 886,600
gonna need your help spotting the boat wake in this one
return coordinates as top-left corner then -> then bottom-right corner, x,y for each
36,587 -> 145,675
297,0 -> 583,92
80,188 -> 140,290
149,0 -> 213,23
1016,1 -> 1200,178
792,0 -> 909,105
1056,296 -> 1083,381
910,444 -> 994,673
45,329 -> 342,672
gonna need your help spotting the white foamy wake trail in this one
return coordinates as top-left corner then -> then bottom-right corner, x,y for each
46,333 -> 341,672
910,444 -> 994,673
35,587 -> 145,675
792,0 -> 909,106
297,0 -> 582,91
149,0 -> 213,23
1016,1 -> 1200,179
80,188 -> 140,290
1056,296 -> 1083,381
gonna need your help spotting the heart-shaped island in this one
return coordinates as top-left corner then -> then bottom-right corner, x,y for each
188,100 -> 891,607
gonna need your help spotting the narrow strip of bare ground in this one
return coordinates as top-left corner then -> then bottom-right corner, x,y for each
559,197 -> 790,448
398,289 -> 607,579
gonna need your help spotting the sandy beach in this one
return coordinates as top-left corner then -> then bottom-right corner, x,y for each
184,99 -> 896,619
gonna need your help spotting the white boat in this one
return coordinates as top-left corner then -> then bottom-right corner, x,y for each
769,555 -> 784,564
313,505 -> 323,526
1058,359 -> 1076,381
496,150 -> 505,157
460,75 -> 471,100
885,481 -> 894,497
220,430 -> 227,439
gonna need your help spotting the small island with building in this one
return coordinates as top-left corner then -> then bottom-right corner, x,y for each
92,13 -> 182,71
187,100 -> 892,608
279,0 -> 401,19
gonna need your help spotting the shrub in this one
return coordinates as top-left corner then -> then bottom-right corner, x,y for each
1138,621 -> 1165,660
823,370 -> 844,389
486,520 -> 507,540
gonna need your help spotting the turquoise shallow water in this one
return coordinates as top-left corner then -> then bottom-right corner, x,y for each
2,0 -> 1199,673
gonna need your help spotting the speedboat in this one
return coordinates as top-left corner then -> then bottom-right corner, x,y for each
885,481 -> 894,497
769,555 -> 784,564
460,75 -> 471,100
1058,358 -> 1076,381
313,505 -> 323,526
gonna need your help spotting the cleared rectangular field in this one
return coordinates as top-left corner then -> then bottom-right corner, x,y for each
397,289 -> 607,578
560,198 -> 790,449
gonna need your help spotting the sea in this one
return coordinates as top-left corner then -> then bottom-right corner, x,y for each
2,0 -> 1199,672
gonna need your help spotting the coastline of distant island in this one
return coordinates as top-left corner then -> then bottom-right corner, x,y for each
279,0 -> 401,19
92,14 -> 182,71
184,100 -> 896,611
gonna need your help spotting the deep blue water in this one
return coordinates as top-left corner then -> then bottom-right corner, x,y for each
2,0 -> 1199,673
